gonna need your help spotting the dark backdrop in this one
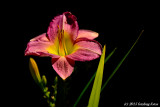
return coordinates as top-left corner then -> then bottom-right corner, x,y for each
17,4 -> 158,107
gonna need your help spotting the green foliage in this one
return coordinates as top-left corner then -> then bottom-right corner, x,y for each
29,58 -> 58,107
88,45 -> 106,107
73,47 -> 116,107
74,30 -> 144,107
29,30 -> 144,107
101,30 -> 144,92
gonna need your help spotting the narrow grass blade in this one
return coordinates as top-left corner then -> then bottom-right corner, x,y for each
88,45 -> 106,107
101,30 -> 144,92
104,48 -> 117,64
73,47 -> 116,107
73,72 -> 96,107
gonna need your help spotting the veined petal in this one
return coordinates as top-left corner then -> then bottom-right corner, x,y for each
25,33 -> 59,58
77,30 -> 99,39
25,12 -> 103,80
46,12 -> 78,57
67,38 -> 102,61
30,33 -> 49,42
52,56 -> 75,80
47,15 -> 63,41
63,12 -> 79,40
47,12 -> 79,42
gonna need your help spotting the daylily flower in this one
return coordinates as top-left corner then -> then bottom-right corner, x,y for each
25,12 -> 102,80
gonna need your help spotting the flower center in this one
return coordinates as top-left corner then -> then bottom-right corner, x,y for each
58,29 -> 68,56
46,26 -> 76,56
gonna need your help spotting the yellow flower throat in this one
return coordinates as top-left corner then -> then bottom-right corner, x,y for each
46,26 -> 78,56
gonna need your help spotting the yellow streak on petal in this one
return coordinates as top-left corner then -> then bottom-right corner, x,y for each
46,30 -> 75,56
46,37 -> 59,55
70,44 -> 80,54
63,31 -> 74,55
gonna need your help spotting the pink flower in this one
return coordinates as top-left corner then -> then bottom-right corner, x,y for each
25,12 -> 102,80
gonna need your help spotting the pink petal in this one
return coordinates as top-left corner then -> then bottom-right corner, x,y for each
30,33 -> 50,42
77,30 -> 99,39
63,12 -> 79,40
52,56 -> 75,80
47,12 -> 79,42
47,14 -> 63,41
67,38 -> 102,61
25,33 -> 60,58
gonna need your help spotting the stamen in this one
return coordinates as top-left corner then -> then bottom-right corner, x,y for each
62,30 -> 68,55
57,25 -> 68,56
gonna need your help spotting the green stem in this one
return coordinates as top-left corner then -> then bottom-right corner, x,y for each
56,77 -> 69,107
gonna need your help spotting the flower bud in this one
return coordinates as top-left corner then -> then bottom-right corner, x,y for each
29,57 -> 41,84
42,75 -> 47,87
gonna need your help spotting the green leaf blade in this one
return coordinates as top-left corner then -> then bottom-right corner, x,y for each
101,30 -> 144,92
88,45 -> 106,107
73,47 -> 116,107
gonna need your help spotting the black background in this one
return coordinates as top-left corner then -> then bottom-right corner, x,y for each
11,2 -> 158,107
